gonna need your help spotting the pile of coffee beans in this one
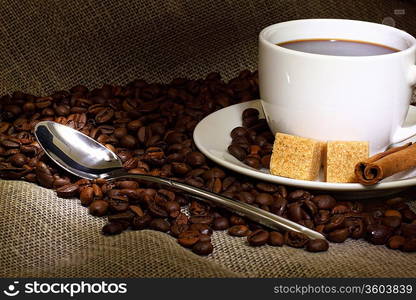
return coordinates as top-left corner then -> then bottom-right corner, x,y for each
228,108 -> 273,169
228,107 -> 416,252
0,70 -> 415,256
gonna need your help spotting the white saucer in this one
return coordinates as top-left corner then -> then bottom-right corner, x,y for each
194,100 -> 416,199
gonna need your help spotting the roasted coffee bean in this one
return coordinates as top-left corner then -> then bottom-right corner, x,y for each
306,239 -> 329,252
382,216 -> 402,228
102,222 -> 124,235
192,241 -> 213,255
255,193 -> 273,206
302,200 -> 318,216
80,187 -> 94,206
178,230 -> 200,248
387,235 -> 406,249
190,223 -> 213,235
189,200 -> 209,216
109,197 -> 129,212
317,224 -> 328,234
230,127 -> 248,139
35,162 -> 54,188
228,144 -> 247,161
242,108 -> 259,119
243,156 -> 260,169
247,229 -> 269,246
89,200 -> 109,216
9,153 -> 27,167
91,184 -> 103,199
149,218 -> 170,232
233,135 -> 249,145
129,205 -> 144,217
287,190 -> 311,202
324,215 -> 345,232
185,177 -> 205,188
201,168 -> 225,180
189,215 -> 214,225
270,196 -> 287,216
170,223 -> 189,237
1,139 -> 20,148
95,107 -> 114,123
268,231 -> 284,246
56,184 -> 79,198
384,209 -> 402,219
55,104 -> 70,116
114,127 -> 128,139
186,152 -> 205,166
174,212 -> 189,225
287,202 -> 304,222
284,231 -> 309,248
213,217 -> 230,230
131,214 -> 152,230
118,188 -> 138,200
228,225 -> 250,237
75,178 -> 91,187
366,224 -> 393,245
120,135 -> 137,149
116,180 -> 139,189
206,177 -> 222,193
332,204 -> 350,214
164,201 -> 180,218
235,191 -> 255,204
345,218 -> 365,239
148,201 -> 169,217
53,176 -> 71,188
229,215 -> 246,225
311,195 -> 336,209
108,211 -> 134,223
199,234 -> 211,243
260,155 -> 271,168
171,162 -> 191,175
328,228 -> 349,243
385,197 -> 405,207
242,114 -> 259,128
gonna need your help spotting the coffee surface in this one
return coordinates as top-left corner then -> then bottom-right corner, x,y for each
278,39 -> 399,56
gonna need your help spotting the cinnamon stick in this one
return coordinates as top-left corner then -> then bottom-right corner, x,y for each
354,142 -> 415,185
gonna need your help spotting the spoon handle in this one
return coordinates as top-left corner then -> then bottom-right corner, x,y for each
109,172 -> 325,240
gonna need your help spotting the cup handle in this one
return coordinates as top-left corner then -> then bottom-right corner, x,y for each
390,66 -> 416,144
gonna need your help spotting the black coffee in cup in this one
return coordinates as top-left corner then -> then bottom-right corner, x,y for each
277,38 -> 399,56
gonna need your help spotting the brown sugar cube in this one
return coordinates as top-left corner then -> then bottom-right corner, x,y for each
270,133 -> 323,181
324,141 -> 369,183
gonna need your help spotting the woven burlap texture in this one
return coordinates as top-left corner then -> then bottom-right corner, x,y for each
1,0 -> 416,95
1,180 -> 416,278
1,0 -> 416,278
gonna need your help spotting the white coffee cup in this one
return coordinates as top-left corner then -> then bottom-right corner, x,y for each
259,19 -> 416,154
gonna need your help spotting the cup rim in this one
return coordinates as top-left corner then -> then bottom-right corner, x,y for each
259,18 -> 416,60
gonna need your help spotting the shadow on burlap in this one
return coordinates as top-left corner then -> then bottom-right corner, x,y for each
1,0 -> 416,277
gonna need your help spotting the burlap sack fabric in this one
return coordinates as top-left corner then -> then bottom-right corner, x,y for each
1,0 -> 416,278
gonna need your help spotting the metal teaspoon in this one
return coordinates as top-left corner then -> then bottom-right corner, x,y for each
34,121 -> 325,240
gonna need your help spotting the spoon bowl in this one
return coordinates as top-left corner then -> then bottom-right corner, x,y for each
35,121 -> 122,179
